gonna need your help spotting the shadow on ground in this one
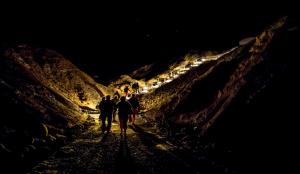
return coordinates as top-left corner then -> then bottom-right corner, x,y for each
115,136 -> 137,174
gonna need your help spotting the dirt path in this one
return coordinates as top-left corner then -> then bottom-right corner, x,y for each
30,116 -> 213,174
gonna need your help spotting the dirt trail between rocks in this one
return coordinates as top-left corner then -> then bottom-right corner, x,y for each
29,115 -> 210,174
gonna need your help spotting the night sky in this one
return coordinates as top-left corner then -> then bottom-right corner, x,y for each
0,3 -> 296,83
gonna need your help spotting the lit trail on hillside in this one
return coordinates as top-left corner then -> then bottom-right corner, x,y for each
139,47 -> 238,94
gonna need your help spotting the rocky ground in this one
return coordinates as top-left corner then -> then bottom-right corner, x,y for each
29,114 -> 235,174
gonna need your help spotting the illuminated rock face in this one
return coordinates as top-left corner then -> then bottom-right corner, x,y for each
0,45 -> 108,166
0,45 -> 108,125
107,18 -> 288,138
139,17 -> 288,135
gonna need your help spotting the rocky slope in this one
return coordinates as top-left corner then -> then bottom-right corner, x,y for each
108,17 -> 289,139
0,45 -> 110,171
129,16 -> 296,173
137,17 -> 288,135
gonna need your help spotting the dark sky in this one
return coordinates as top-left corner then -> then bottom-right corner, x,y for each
0,3 -> 296,83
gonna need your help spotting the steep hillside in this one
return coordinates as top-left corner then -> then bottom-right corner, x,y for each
0,45 -> 109,171
138,17 -> 288,135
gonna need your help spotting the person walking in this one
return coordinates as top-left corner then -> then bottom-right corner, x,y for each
129,94 -> 140,125
116,96 -> 132,136
102,95 -> 114,133
96,97 -> 106,133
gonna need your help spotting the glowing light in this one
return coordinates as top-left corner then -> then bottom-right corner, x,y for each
191,60 -> 202,67
152,84 -> 160,88
178,70 -> 186,74
173,74 -> 179,78
151,81 -> 160,88
141,87 -> 149,93
165,79 -> 172,83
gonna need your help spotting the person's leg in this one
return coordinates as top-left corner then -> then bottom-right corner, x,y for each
99,116 -> 102,133
132,109 -> 137,125
107,113 -> 112,132
124,116 -> 128,135
119,115 -> 123,134
119,120 -> 123,129
113,111 -> 116,122
128,114 -> 132,123
120,120 -> 123,135
101,115 -> 106,132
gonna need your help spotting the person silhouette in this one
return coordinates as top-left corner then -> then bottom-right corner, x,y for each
132,82 -> 140,94
129,94 -> 140,125
116,96 -> 132,136
124,86 -> 130,97
97,97 -> 106,133
102,95 -> 114,133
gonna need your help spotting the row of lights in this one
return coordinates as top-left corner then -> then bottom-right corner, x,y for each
140,58 -> 206,93
140,47 -> 238,94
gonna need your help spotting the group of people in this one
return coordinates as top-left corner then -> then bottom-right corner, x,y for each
96,93 -> 140,136
123,82 -> 140,97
